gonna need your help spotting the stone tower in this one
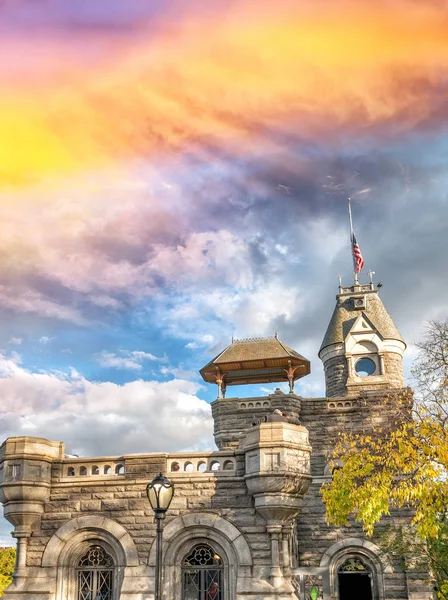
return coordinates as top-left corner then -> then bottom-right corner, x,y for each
319,280 -> 406,398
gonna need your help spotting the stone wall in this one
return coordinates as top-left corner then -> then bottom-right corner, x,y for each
0,390 -> 432,600
323,356 -> 348,398
212,391 -> 302,450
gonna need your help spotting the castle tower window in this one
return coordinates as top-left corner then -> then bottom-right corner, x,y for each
355,357 -> 376,377
338,557 -> 373,600
77,545 -> 114,600
182,543 -> 223,600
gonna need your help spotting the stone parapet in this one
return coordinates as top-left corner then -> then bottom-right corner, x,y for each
212,390 -> 302,450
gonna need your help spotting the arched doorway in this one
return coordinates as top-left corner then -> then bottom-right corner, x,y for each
338,557 -> 373,600
182,543 -> 223,600
76,545 -> 115,600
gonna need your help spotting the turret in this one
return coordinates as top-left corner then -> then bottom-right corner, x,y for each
319,281 -> 406,398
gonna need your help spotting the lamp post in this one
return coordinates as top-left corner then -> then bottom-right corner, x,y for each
146,473 -> 174,600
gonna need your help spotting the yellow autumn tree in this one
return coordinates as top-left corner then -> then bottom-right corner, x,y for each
322,319 -> 448,598
0,547 -> 16,598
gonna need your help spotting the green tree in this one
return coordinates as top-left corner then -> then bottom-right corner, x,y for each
322,319 -> 448,598
0,547 -> 15,597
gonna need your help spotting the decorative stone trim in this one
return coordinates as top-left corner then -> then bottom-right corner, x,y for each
327,401 -> 353,409
320,537 -> 392,572
239,400 -> 270,409
149,513 -> 253,567
42,515 -> 139,568
320,537 -> 392,600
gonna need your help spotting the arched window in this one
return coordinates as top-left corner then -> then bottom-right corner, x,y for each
338,557 -> 373,600
77,545 -> 114,600
182,543 -> 223,600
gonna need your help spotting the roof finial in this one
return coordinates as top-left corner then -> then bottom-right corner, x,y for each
368,269 -> 375,290
231,335 -> 235,343
275,332 -> 278,339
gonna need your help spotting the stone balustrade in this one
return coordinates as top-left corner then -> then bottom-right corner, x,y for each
167,452 -> 236,474
61,459 -> 125,479
60,451 -> 237,480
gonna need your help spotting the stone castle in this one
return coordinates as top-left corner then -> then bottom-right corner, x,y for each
0,281 -> 432,600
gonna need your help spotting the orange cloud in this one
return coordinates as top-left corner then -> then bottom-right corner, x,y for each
1,0 -> 448,186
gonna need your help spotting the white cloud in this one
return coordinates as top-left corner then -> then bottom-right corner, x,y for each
39,336 -> 54,345
8,338 -> 22,345
0,353 -> 213,456
0,287 -> 88,325
186,334 -> 215,349
95,350 -> 160,371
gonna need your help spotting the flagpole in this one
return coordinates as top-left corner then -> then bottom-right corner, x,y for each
348,197 -> 358,284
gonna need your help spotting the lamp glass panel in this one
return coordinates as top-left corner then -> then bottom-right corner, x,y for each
158,483 -> 174,510
147,485 -> 158,510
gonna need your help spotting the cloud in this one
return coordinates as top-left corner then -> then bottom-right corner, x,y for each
8,337 -> 22,345
1,0 -> 448,184
39,336 -> 54,344
95,349 -> 160,370
0,352 -> 213,456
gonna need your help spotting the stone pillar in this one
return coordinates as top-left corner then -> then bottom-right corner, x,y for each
346,355 -> 353,377
267,524 -> 283,588
12,530 -> 30,580
282,525 -> 292,577
379,353 -> 385,375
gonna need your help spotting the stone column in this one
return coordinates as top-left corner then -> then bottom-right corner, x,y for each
282,525 -> 292,577
346,355 -> 353,377
379,353 -> 385,375
12,529 -> 31,580
266,524 -> 283,588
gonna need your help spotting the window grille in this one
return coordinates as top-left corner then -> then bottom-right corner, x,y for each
338,558 -> 369,572
77,546 -> 114,600
182,544 -> 223,600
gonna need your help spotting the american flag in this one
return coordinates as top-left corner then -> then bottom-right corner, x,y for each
351,233 -> 364,273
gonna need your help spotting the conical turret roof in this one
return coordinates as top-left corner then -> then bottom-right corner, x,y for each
319,285 -> 405,355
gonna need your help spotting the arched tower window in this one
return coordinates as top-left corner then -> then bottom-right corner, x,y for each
182,543 -> 223,600
338,557 -> 373,600
77,545 -> 114,600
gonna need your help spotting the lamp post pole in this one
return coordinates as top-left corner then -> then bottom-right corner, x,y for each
154,512 -> 163,600
146,473 -> 174,600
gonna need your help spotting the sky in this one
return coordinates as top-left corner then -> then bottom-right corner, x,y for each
0,0 -> 448,542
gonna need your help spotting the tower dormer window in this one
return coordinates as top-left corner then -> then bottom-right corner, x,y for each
355,357 -> 376,376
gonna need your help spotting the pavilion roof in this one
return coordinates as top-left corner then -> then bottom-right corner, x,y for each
199,336 -> 310,386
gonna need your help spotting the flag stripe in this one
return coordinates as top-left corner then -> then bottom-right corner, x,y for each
351,233 -> 364,273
